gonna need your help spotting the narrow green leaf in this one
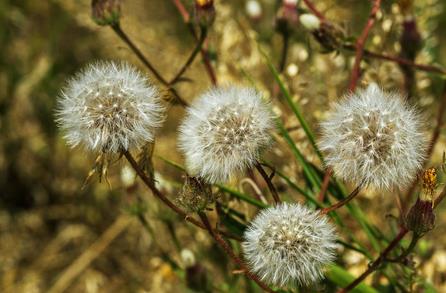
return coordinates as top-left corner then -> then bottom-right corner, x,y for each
260,46 -> 323,162
217,184 -> 268,209
326,264 -> 379,293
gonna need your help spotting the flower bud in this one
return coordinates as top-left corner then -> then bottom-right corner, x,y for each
406,197 -> 435,235
312,21 -> 345,52
299,13 -> 320,31
91,0 -> 121,26
400,16 -> 422,61
275,0 -> 298,34
176,176 -> 213,213
194,0 -> 215,28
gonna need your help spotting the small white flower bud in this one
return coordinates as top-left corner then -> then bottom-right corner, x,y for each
299,13 -> 321,31
246,0 -> 262,19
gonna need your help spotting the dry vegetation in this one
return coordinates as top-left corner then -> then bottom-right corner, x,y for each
1,0 -> 446,292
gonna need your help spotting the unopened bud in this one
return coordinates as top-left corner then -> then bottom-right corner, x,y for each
400,16 -> 422,61
246,0 -> 262,20
195,0 -> 215,27
176,176 -> 213,213
276,0 -> 298,34
299,13 -> 320,31
91,0 -> 121,26
406,198 -> 435,235
312,21 -> 345,52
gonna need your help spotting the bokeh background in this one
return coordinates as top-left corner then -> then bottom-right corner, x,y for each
1,0 -> 446,292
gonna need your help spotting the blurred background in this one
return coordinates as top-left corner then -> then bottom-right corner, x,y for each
1,0 -> 446,292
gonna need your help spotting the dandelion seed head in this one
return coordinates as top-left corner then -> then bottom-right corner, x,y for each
243,203 -> 337,287
318,83 -> 427,190
56,61 -> 164,153
178,86 -> 274,183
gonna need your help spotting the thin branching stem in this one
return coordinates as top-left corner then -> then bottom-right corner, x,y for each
255,162 -> 281,204
302,0 -> 326,21
111,23 -> 189,106
340,185 -> 446,292
169,27 -> 208,85
171,0 -> 217,85
318,167 -> 333,203
111,23 -> 168,85
337,227 -> 408,293
320,183 -> 363,214
403,86 -> 446,210
198,212 -> 275,293
349,0 -> 382,91
123,150 -> 240,240
341,44 -> 446,75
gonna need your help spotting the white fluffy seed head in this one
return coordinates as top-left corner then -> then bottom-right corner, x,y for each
56,61 -> 164,153
178,86 -> 275,184
318,83 -> 427,190
243,203 -> 337,287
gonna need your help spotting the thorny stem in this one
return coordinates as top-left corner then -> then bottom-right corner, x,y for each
348,0 -> 382,91
169,27 -> 208,85
255,163 -> 281,204
123,150 -> 240,240
171,0 -> 217,85
302,0 -> 326,21
318,167 -> 333,203
111,23 -> 189,107
198,212 -> 275,293
320,183 -> 363,214
340,185 -> 446,292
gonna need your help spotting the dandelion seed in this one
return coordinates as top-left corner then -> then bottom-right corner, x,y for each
56,61 -> 164,153
178,86 -> 274,183
243,203 -> 337,287
318,83 -> 427,190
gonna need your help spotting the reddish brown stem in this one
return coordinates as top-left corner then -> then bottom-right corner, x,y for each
318,167 -> 333,202
340,185 -> 446,292
123,151 -> 240,240
402,86 -> 446,211
342,44 -> 446,75
302,0 -> 326,21
320,183 -> 362,214
111,23 -> 189,107
255,163 -> 281,204
198,212 -> 275,293
349,0 -> 382,91
337,227 -> 408,293
168,27 -> 208,86
171,0 -> 217,85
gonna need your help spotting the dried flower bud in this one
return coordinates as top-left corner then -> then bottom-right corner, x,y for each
400,16 -> 422,61
312,21 -> 345,52
276,0 -> 298,34
91,0 -> 121,26
176,176 -> 213,213
195,0 -> 215,28
406,198 -> 435,235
